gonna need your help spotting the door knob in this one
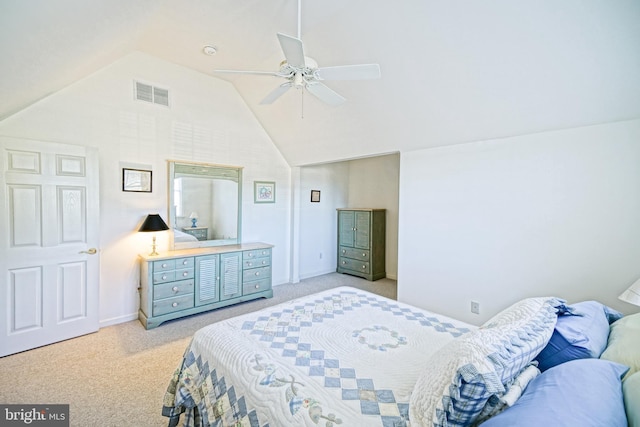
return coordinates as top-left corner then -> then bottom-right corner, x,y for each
79,248 -> 97,255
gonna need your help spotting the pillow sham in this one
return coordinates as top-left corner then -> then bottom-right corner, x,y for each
479,359 -> 629,427
410,297 -> 562,427
535,301 -> 623,371
623,371 -> 640,427
600,312 -> 640,379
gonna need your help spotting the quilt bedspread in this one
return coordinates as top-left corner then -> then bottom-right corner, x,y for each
163,286 -> 474,427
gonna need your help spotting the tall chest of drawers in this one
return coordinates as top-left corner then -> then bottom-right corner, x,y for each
336,208 -> 386,281
139,243 -> 273,329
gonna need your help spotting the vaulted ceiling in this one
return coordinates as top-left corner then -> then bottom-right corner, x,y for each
1,0 -> 639,165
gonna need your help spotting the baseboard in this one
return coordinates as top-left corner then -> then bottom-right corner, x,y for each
299,268 -> 338,281
99,313 -> 138,328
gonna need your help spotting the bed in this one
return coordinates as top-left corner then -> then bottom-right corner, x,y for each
162,286 -> 640,427
174,228 -> 199,243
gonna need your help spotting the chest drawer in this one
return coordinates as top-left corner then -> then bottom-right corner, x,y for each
153,259 -> 176,272
243,265 -> 271,283
174,268 -> 194,280
153,271 -> 176,284
174,257 -> 194,269
243,278 -> 271,296
243,257 -> 271,269
339,246 -> 370,261
154,279 -> 194,300
339,257 -> 370,274
153,294 -> 194,316
243,248 -> 271,261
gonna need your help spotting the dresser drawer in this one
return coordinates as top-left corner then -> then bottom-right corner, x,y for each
153,271 -> 176,284
339,257 -> 370,274
242,278 -> 271,296
243,248 -> 271,261
243,265 -> 271,283
153,259 -> 176,272
154,279 -> 194,300
174,268 -> 194,280
153,294 -> 194,316
174,257 -> 194,269
339,246 -> 370,261
243,257 -> 271,269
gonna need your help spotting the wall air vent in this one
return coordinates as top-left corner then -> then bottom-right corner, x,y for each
134,81 -> 170,107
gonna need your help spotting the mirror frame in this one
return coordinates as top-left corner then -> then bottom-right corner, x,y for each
168,160 -> 243,250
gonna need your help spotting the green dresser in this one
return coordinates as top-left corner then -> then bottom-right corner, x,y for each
139,243 -> 273,329
337,209 -> 386,281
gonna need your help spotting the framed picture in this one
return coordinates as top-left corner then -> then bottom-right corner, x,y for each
122,168 -> 152,192
310,190 -> 321,203
254,181 -> 276,203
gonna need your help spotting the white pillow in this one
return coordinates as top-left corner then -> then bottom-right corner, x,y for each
410,297 -> 562,427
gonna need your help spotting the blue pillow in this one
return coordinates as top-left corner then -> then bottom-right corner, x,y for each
535,301 -> 623,371
479,358 -> 629,427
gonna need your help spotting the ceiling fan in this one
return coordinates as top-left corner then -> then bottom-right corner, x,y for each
213,0 -> 381,107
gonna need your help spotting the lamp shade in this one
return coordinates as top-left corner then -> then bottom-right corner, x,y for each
619,278 -> 640,307
138,214 -> 169,232
189,212 -> 199,219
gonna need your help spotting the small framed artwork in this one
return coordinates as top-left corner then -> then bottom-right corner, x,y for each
310,190 -> 321,203
122,168 -> 152,192
254,181 -> 276,203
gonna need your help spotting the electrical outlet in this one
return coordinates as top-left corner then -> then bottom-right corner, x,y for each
471,301 -> 480,315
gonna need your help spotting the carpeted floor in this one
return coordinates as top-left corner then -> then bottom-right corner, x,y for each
0,273 -> 396,427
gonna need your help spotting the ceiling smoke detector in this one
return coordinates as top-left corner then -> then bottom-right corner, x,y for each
202,45 -> 217,56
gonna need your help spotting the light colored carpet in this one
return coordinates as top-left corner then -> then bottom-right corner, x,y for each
0,273 -> 396,427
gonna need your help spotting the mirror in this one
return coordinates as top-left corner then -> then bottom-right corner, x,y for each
168,161 -> 242,249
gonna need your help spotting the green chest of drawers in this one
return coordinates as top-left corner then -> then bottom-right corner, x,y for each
337,209 -> 386,281
139,243 -> 273,329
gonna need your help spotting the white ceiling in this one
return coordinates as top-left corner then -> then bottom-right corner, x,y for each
1,0 -> 640,165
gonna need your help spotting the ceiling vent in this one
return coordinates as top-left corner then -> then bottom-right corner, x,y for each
134,81 -> 170,107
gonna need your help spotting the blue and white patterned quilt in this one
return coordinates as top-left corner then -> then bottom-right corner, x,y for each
163,286 -> 474,427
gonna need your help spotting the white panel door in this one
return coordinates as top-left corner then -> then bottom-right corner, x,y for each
0,137 -> 99,357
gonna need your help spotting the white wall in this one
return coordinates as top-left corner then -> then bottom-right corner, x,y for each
347,154 -> 399,279
0,52 -> 291,327
398,119 -> 640,325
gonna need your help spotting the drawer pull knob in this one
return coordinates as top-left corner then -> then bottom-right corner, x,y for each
162,275 -> 167,280
172,302 -> 178,307
172,286 -> 179,292
162,263 -> 168,268
255,284 -> 260,289
262,261 -> 266,265
362,265 -> 366,269
255,272 -> 260,276
248,262 -> 252,267
262,251 -> 267,255
183,272 -> 188,277
183,260 -> 188,265
248,253 -> 253,257
342,250 -> 346,254
342,261 -> 346,265
362,253 -> 366,257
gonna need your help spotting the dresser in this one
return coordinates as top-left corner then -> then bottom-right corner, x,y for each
337,209 -> 386,281
138,242 -> 273,329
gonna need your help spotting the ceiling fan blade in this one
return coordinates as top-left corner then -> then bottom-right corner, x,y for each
213,69 -> 284,77
305,82 -> 346,106
315,64 -> 381,81
277,33 -> 306,68
260,83 -> 292,104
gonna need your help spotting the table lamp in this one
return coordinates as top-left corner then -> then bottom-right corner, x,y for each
189,212 -> 199,228
139,214 -> 169,256
619,278 -> 640,307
